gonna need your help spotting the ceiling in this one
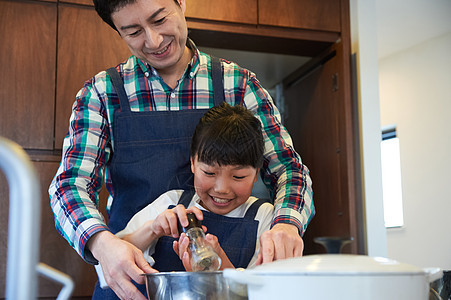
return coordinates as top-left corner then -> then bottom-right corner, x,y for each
376,0 -> 451,59
198,0 -> 451,89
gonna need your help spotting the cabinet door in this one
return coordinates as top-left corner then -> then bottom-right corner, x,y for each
55,4 -> 131,149
185,0 -> 257,24
0,0 -> 56,150
283,44 -> 359,254
258,0 -> 341,32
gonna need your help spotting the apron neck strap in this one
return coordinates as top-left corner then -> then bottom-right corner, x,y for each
210,56 -> 225,106
106,67 -> 131,113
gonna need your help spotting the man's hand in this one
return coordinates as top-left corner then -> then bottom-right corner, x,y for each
256,223 -> 304,265
88,231 -> 157,300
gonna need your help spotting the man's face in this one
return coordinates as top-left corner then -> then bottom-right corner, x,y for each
111,0 -> 188,73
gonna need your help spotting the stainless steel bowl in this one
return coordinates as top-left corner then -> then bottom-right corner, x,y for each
143,271 -> 248,300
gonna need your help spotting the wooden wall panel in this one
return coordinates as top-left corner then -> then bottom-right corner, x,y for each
259,0 -> 341,32
55,4 -> 131,149
0,0 -> 56,150
185,0 -> 257,24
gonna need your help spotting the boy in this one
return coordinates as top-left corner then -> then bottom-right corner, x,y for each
116,102 -> 274,272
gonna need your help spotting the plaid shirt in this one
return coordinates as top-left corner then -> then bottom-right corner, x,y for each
49,44 -> 314,262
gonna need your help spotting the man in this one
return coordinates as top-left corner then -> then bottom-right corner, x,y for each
49,0 -> 315,299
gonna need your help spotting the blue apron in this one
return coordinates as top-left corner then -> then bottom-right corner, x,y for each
92,57 -> 226,299
152,190 -> 266,272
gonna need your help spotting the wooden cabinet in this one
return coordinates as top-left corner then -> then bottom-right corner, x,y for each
283,42 -> 360,254
258,0 -> 341,32
55,4 -> 130,148
185,0 -> 340,32
185,0 -> 257,24
0,0 -> 56,150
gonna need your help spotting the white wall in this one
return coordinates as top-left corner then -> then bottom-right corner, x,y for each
379,32 -> 451,270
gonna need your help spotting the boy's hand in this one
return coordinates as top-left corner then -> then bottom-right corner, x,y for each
151,204 -> 204,239
173,232 -> 234,271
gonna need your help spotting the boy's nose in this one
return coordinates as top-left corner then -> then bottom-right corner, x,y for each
214,177 -> 230,194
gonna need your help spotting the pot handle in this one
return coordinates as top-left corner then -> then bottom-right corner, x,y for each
424,267 -> 443,283
37,263 -> 74,300
223,268 -> 264,286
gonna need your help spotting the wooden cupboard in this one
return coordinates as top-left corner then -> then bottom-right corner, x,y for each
55,4 -> 131,148
0,0 -> 56,150
0,0 -> 361,298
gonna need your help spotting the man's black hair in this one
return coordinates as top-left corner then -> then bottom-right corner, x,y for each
191,102 -> 265,169
93,0 -> 180,31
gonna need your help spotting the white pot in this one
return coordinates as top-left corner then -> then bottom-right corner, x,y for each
223,254 -> 442,300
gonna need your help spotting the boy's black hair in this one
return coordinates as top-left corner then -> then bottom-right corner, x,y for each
191,102 -> 265,169
93,0 -> 180,32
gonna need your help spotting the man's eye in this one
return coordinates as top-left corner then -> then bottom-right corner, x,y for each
128,30 -> 141,37
154,17 -> 166,24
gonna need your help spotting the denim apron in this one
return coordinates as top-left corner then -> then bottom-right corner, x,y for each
92,57 -> 225,299
152,190 -> 266,272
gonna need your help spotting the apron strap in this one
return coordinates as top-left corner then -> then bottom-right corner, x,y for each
108,58 -> 224,112
106,67 -> 131,113
178,189 -> 197,207
244,198 -> 267,219
211,56 -> 225,106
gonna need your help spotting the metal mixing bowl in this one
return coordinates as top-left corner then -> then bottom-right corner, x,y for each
143,271 -> 248,300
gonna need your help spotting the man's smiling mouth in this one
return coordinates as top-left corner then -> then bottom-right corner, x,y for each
152,43 -> 170,55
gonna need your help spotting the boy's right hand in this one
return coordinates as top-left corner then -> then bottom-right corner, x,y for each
151,204 -> 204,239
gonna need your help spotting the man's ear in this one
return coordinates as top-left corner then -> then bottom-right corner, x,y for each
178,0 -> 186,14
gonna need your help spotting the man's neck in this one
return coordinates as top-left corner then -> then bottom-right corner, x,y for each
158,46 -> 193,89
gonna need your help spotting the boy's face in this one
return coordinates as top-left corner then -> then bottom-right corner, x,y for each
111,0 -> 188,74
191,156 -> 259,215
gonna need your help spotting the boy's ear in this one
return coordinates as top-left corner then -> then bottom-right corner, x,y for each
190,156 -> 195,173
253,168 -> 260,183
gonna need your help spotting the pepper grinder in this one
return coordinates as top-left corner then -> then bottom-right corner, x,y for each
179,213 -> 221,272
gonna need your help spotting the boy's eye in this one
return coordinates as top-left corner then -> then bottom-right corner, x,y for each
203,170 -> 215,176
233,176 -> 246,180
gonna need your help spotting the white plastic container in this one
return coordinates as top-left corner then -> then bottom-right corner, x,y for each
223,254 -> 442,300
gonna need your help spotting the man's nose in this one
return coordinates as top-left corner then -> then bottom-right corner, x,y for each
144,27 -> 163,49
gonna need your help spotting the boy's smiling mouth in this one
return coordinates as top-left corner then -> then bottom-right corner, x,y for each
211,196 -> 232,205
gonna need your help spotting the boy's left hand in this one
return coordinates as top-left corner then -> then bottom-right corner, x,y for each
173,232 -> 234,271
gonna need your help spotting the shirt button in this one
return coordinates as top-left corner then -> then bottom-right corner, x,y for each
144,72 -> 149,77
190,72 -> 194,78
171,93 -> 176,98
